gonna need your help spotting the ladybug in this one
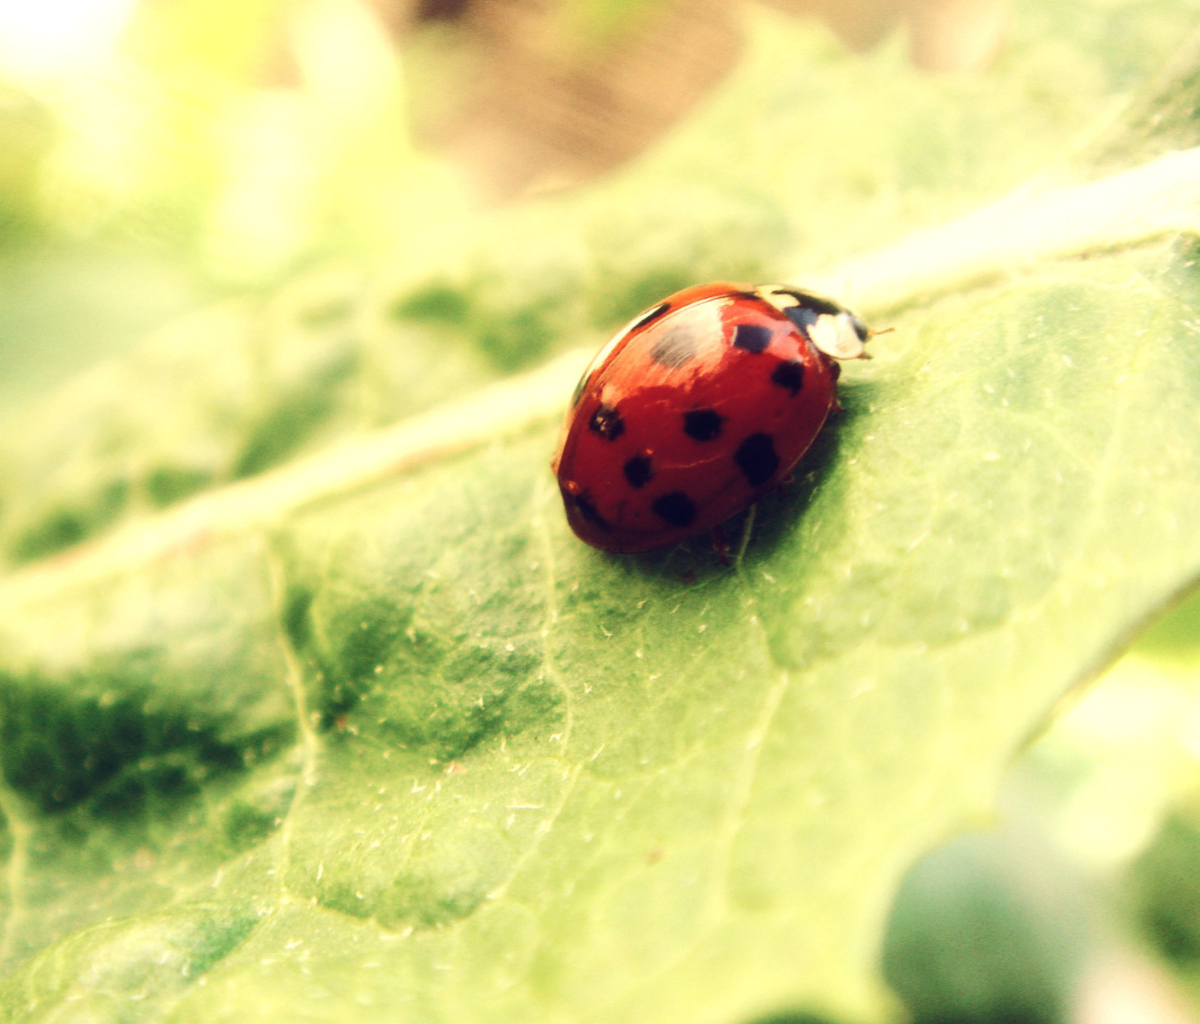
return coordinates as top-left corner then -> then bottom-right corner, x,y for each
551,282 -> 873,553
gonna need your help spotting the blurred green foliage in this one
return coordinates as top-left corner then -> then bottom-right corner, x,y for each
2,0 -> 1196,416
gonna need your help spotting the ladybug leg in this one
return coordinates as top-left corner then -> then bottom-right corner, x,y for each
711,525 -> 730,565
826,363 -> 845,415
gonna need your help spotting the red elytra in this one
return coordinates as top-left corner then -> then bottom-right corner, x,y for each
551,282 -> 872,553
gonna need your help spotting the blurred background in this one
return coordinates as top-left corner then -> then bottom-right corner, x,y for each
882,586 -> 1200,1024
3,1 -> 1200,1022
0,0 -> 1008,413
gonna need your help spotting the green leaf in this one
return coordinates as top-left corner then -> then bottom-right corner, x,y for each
0,270 -> 499,570
3,2 -> 1200,1022
3,230 -> 1200,1020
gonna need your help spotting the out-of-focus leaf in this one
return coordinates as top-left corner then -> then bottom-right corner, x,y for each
0,268 -> 497,570
1124,779 -> 1200,1014
0,244 -> 207,417
882,831 -> 1094,1024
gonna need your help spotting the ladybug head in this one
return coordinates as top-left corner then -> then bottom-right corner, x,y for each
806,309 -> 869,360
758,285 -> 872,361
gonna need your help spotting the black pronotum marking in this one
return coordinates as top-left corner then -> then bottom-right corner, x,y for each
732,323 -> 772,354
651,491 -> 697,528
779,291 -> 869,343
683,408 -> 725,442
574,492 -> 610,530
771,288 -> 844,318
588,404 -> 625,441
623,454 -> 654,489
649,324 -> 699,368
770,359 -> 805,396
735,433 -> 780,488
784,305 -> 820,332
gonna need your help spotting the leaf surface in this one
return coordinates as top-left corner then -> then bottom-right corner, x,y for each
3,234 -> 1200,1021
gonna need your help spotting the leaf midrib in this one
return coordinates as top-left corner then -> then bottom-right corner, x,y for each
3,147 -> 1198,615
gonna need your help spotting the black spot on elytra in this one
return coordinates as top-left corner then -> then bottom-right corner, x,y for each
732,323 -> 772,353
649,324 -> 699,368
683,408 -> 725,442
652,491 -> 697,528
770,359 -> 805,395
575,492 -> 610,530
630,302 -> 670,332
735,433 -> 780,488
623,454 -> 654,489
570,370 -> 591,407
574,303 -> 671,408
588,404 -> 625,441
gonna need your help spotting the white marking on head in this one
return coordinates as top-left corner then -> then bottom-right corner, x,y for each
809,312 -> 866,360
